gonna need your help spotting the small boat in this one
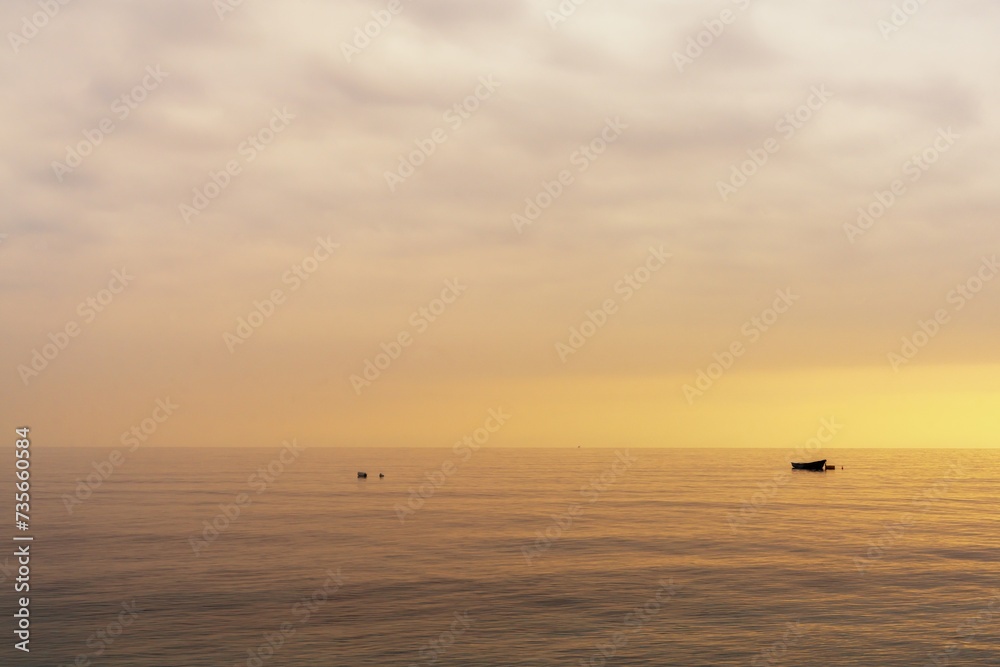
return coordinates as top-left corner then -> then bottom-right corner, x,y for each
791,459 -> 826,471
357,472 -> 367,478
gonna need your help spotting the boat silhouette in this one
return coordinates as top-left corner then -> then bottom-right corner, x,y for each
791,459 -> 826,471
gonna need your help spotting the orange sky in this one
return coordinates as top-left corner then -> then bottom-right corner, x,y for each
3,1 -> 999,448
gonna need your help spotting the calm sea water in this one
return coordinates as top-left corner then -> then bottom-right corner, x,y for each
7,447 -> 1000,666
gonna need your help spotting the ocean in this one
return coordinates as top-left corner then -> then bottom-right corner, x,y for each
10,446 -> 1000,666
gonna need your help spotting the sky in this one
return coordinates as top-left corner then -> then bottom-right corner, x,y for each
2,0 -> 999,449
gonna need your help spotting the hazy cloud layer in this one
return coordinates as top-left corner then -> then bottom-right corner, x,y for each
2,0 -> 998,447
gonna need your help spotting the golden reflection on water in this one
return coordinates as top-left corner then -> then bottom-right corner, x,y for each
23,447 -> 1000,666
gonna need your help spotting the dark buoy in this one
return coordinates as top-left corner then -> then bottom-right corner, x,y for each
358,472 -> 367,478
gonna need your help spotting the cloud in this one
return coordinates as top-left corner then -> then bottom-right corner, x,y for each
2,0 -> 998,445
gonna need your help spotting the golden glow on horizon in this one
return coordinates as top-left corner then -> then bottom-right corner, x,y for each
3,1 -> 999,449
